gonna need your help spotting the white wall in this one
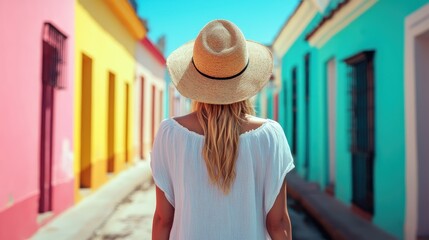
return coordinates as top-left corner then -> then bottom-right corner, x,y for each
134,42 -> 166,160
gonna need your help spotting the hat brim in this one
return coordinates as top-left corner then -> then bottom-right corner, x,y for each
166,40 -> 273,104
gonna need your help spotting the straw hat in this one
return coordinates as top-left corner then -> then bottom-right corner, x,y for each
167,19 -> 273,104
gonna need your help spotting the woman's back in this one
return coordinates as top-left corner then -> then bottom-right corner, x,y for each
151,116 -> 294,240
152,19 -> 294,240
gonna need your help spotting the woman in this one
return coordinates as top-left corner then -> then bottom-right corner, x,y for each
151,19 -> 295,240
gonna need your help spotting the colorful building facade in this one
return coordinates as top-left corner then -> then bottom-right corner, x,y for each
273,0 -> 429,238
254,82 -> 278,120
164,73 -> 194,120
0,0 -> 171,238
74,0 -> 146,200
254,48 -> 281,120
0,0 -> 75,239
134,37 -> 166,160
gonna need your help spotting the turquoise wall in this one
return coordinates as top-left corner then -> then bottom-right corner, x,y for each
278,1 -> 429,238
280,15 -> 321,178
317,1 -> 428,237
254,91 -> 262,117
267,90 -> 274,119
254,88 -> 274,119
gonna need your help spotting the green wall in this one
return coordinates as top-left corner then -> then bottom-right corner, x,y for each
254,92 -> 262,117
267,90 -> 274,119
280,15 -> 321,178
278,0 -> 429,238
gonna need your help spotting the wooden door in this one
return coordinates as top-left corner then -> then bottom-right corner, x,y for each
39,84 -> 54,213
39,40 -> 58,213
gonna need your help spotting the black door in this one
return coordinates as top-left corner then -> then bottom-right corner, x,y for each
345,51 -> 375,215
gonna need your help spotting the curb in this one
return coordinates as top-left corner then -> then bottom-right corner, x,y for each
32,160 -> 152,240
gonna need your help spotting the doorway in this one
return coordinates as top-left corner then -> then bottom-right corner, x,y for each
415,28 -> 429,239
39,23 -> 66,212
151,85 -> 156,146
304,54 -> 310,180
345,51 -> 375,216
39,82 -> 55,213
107,72 -> 115,172
159,90 -> 163,124
140,77 -> 145,159
405,4 -> 429,239
124,83 -> 130,163
326,58 -> 337,194
291,67 -> 297,156
80,54 -> 92,188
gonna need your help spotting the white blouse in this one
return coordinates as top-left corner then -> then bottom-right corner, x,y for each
150,118 -> 295,240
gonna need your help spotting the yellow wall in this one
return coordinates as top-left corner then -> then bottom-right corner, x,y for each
74,0 -> 139,201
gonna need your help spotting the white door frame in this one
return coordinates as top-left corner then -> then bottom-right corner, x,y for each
404,3 -> 429,240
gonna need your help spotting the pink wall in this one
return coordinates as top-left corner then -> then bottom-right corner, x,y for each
0,1 -> 74,239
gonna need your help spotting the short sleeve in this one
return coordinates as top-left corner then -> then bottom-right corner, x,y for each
264,122 -> 295,214
150,120 -> 175,207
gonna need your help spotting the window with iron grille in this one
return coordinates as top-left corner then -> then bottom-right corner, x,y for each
344,50 -> 375,215
292,67 -> 298,155
42,22 -> 67,89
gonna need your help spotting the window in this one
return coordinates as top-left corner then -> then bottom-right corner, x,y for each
42,22 -> 67,89
345,50 -> 375,215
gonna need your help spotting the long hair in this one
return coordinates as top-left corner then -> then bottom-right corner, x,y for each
192,99 -> 255,194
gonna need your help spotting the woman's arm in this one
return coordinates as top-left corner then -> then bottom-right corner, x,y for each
266,180 -> 292,240
152,186 -> 175,240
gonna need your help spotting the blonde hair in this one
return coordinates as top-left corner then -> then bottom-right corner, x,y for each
192,100 -> 255,194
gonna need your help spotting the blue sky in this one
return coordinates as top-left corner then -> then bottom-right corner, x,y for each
137,0 -> 300,56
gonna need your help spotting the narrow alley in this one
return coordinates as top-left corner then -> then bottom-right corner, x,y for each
3,1 -> 429,239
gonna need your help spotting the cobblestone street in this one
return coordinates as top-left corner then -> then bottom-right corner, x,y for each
90,181 -> 155,240
91,178 -> 329,240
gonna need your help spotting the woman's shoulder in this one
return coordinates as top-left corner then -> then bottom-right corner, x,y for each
172,113 -> 205,136
245,115 -> 283,131
160,114 -> 284,139
157,115 -> 205,138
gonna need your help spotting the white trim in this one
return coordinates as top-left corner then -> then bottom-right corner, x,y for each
404,3 -> 429,240
308,0 -> 377,48
272,0 -> 317,57
310,0 -> 330,13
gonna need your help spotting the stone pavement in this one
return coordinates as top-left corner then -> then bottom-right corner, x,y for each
286,172 -> 397,240
90,181 -> 155,240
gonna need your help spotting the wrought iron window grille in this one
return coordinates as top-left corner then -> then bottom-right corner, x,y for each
42,22 -> 67,89
344,50 -> 375,215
